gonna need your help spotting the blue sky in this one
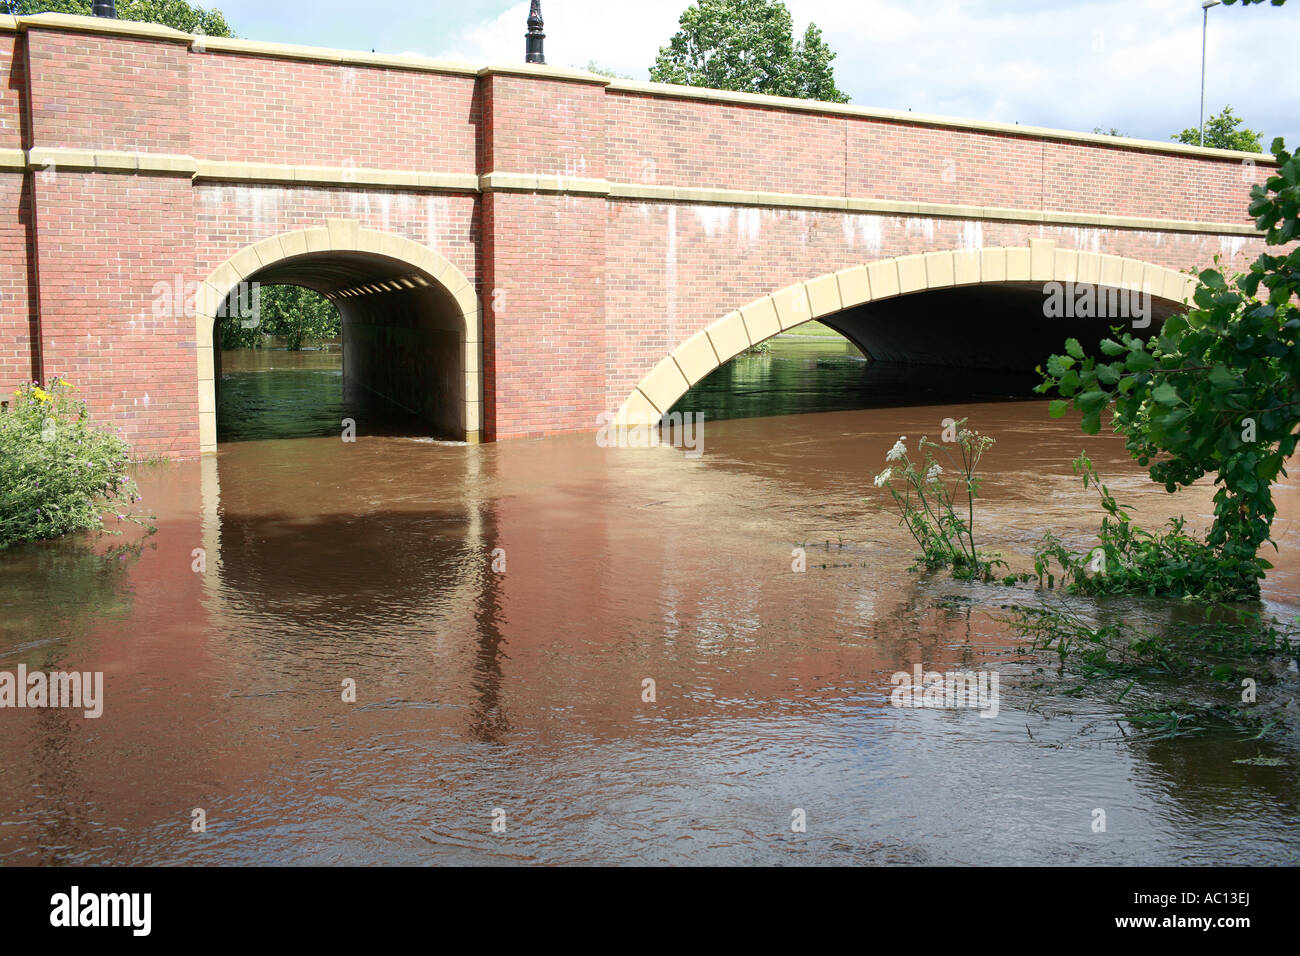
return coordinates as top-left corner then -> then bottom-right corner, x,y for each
208,0 -> 1299,149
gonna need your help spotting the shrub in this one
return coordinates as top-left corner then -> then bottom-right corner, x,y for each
0,377 -> 152,550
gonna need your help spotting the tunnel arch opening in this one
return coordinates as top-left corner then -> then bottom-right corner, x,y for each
195,221 -> 482,452
616,241 -> 1199,425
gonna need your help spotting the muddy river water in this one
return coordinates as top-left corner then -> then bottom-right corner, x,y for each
1,342 -> 1298,865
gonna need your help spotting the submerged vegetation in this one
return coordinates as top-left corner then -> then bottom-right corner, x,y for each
1033,453 -> 1258,602
872,418 -> 1005,581
1006,603 -> 1299,739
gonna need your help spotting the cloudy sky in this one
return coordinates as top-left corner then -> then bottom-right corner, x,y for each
211,0 -> 1299,148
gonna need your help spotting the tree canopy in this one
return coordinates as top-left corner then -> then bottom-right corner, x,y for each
5,0 -> 233,37
1173,105 -> 1263,152
650,0 -> 849,104
221,285 -> 340,351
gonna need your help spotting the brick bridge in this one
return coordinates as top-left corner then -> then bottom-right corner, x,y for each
0,12 -> 1275,457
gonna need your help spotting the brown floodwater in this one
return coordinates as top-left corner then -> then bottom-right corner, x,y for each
1,342 -> 1298,865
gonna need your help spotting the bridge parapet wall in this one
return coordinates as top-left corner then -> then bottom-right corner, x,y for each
602,83 -> 1269,226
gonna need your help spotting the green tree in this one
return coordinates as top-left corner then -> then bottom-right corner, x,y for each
1038,136 -> 1299,598
1093,126 -> 1128,138
4,0 -> 233,37
650,0 -> 849,103
1173,105 -> 1263,152
221,285 -> 339,351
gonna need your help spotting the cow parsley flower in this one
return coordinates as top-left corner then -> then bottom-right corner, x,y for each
886,438 -> 908,461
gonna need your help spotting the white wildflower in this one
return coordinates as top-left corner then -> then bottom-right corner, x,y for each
886,437 -> 908,462
873,468 -> 892,488
925,464 -> 943,483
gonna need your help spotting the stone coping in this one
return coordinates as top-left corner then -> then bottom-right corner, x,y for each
191,34 -> 481,76
15,12 -> 193,44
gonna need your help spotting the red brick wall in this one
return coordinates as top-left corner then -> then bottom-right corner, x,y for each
0,32 -> 31,390
191,53 -> 479,173
192,184 -> 478,288
25,28 -> 191,153
482,191 -> 606,440
477,74 -> 608,439
0,20 -> 1281,456
0,176 -> 35,389
0,33 -> 26,151
605,90 -> 1271,224
33,170 -> 197,456
483,74 -> 606,180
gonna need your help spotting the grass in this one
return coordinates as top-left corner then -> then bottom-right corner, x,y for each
776,320 -> 843,338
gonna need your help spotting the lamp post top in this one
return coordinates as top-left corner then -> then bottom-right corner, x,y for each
525,1 -> 546,65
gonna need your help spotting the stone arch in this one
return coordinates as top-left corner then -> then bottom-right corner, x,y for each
614,239 -> 1199,425
195,219 -> 481,451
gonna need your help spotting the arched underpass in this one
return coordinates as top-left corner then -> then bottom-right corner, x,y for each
197,224 -> 482,451
822,280 -> 1183,374
617,244 -> 1198,425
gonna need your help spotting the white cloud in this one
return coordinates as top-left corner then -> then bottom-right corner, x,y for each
433,0 -> 685,76
220,0 -> 1300,148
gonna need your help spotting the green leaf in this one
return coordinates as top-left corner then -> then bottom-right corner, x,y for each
1077,390 -> 1108,413
1125,351 -> 1155,372
1207,365 -> 1237,389
1065,338 -> 1084,360
1046,354 -> 1075,377
1161,315 -> 1188,338
1200,269 -> 1227,291
1048,399 -> 1069,418
1152,383 -> 1180,405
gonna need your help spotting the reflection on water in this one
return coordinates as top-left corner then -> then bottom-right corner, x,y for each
1,340 -> 1298,865
217,349 -> 432,442
674,335 -> 1042,422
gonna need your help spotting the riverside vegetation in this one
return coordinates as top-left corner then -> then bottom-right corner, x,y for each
872,135 -> 1300,738
0,378 -> 153,551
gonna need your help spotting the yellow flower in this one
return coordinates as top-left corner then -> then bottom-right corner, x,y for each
32,387 -> 50,403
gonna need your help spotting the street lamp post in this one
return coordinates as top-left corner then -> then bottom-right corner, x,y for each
1200,0 -> 1221,146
